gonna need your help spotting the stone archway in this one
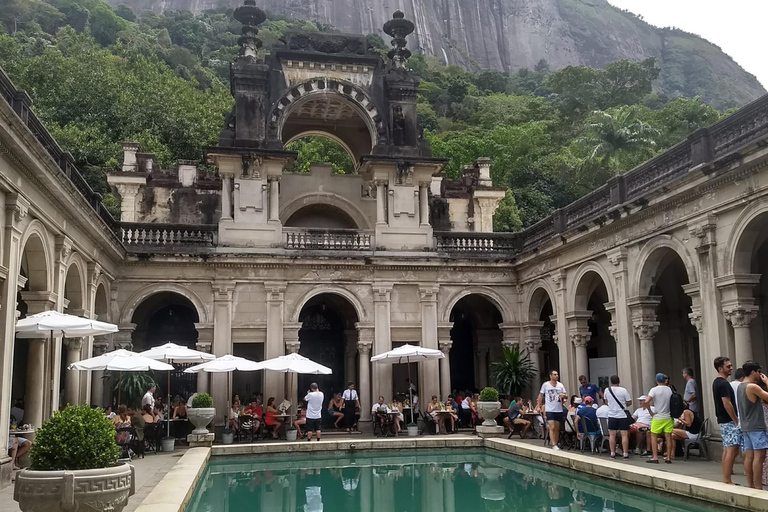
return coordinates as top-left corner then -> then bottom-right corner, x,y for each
280,191 -> 373,230
90,282 -> 110,407
525,284 -> 558,391
570,269 -> 615,390
270,78 -> 382,163
448,294 -> 503,394
130,292 -> 200,402
297,293 -> 360,425
61,257 -> 87,407
14,228 -> 54,430
632,243 -> 700,396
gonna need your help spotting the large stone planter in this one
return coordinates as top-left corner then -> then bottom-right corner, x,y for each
188,407 -> 215,434
14,463 -> 135,512
476,401 -> 501,427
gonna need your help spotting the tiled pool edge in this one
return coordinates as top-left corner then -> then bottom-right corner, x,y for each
135,436 -> 768,512
485,438 -> 768,512
132,447 -> 210,512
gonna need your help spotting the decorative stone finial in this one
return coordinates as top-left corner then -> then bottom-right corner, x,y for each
234,0 -> 267,59
383,10 -> 415,68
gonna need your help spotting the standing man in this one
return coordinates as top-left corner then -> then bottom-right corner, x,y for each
342,382 -> 360,433
304,382 -> 324,441
736,361 -> 768,489
682,367 -> 699,416
712,356 -> 740,485
538,370 -> 567,450
645,373 -> 673,464
142,385 -> 156,409
604,375 -> 633,460
578,375 -> 602,403
731,368 -> 745,397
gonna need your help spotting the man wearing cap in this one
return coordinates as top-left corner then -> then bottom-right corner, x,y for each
630,396 -> 654,456
645,373 -> 674,463
576,396 -> 600,445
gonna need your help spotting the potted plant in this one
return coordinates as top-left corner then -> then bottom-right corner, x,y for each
477,387 -> 501,427
14,405 -> 135,512
188,392 -> 215,434
221,427 -> 235,444
490,346 -> 537,398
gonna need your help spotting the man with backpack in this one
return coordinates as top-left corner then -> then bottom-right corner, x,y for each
644,373 -> 680,464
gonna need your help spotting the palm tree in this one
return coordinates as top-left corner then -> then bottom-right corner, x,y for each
490,346 -> 537,398
579,107 -> 659,165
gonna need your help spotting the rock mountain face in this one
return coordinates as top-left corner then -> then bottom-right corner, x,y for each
109,0 -> 765,108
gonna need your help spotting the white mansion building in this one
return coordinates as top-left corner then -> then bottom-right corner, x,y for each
1,2 -> 768,482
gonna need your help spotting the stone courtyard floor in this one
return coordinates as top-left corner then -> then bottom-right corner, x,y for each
0,432 -> 755,512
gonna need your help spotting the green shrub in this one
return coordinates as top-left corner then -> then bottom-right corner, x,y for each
191,392 -> 213,408
479,387 -> 499,403
30,405 -> 120,471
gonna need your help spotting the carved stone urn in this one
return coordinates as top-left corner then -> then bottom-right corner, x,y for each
14,463 -> 135,512
476,401 -> 501,427
188,407 -> 216,434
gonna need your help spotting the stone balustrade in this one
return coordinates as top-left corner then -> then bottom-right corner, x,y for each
120,223 -> 217,249
283,228 -> 373,251
434,232 -> 518,253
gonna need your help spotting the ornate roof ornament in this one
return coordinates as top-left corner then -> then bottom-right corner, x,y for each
383,11 -> 414,68
234,0 -> 267,59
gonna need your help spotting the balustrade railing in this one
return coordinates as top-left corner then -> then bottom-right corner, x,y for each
283,228 -> 373,251
121,224 -> 217,248
711,94 -> 768,158
434,232 -> 518,253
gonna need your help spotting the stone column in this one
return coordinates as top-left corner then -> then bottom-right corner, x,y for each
63,337 -> 84,406
212,281 -> 235,424
372,284 -> 393,400
52,237 -> 73,418
606,248 -> 640,397
724,307 -> 759,367
419,181 -> 429,227
20,291 -> 57,429
221,174 -> 233,221
194,322 -> 213,394
551,271 -> 574,391
90,339 -> 109,407
499,322 -> 521,351
628,296 -> 661,393
717,273 -> 762,364
523,322 -> 544,391
419,285 -> 440,402
566,311 -> 592,380
375,180 -> 388,225
107,179 -> 146,223
268,176 -> 280,222
439,341 -> 452,400
264,282 -> 287,404
356,325 -> 373,422
283,322 -> 302,409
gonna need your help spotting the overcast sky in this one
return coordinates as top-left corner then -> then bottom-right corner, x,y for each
606,0 -> 767,89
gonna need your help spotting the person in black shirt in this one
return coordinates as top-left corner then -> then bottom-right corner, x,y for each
712,356 -> 740,485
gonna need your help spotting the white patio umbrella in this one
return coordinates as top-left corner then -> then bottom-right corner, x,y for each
140,342 -> 215,438
68,349 -> 174,404
184,355 -> 263,423
253,353 -> 332,418
370,344 -> 445,425
16,311 -> 119,414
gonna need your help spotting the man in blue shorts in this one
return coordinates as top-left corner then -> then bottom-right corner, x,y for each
538,370 -> 567,450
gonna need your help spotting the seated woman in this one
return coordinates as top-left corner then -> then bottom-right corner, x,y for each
327,393 -> 344,429
229,396 -> 242,432
391,398 -> 404,434
459,391 -> 473,428
112,405 -> 130,428
172,398 -> 188,420
670,403 -> 701,460
142,404 -> 158,424
426,396 -> 447,434
444,397 -> 458,433
264,397 -> 283,439
293,401 -> 308,438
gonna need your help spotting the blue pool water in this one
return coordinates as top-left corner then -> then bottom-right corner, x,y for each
185,449 -> 737,512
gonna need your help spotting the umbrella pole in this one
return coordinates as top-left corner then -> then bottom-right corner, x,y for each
408,357 -> 415,426
167,365 -> 172,438
118,371 -> 122,405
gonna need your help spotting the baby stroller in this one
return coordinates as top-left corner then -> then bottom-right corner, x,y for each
115,425 -> 139,461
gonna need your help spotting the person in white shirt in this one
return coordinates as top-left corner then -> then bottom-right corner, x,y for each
141,385 -> 156,409
341,382 -> 360,432
371,396 -> 391,434
630,396 -> 655,455
603,375 -> 633,460
537,370 -> 567,450
304,383 -> 324,441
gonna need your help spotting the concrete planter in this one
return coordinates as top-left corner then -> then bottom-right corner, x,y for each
188,408 -> 215,434
14,463 -> 135,512
478,466 -> 505,501
477,401 -> 501,427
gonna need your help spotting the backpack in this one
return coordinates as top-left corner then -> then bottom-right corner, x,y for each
669,385 -> 685,418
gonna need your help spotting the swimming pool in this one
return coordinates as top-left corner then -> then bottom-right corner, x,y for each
184,449 -> 738,512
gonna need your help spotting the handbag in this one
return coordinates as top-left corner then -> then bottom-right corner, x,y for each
608,386 -> 633,420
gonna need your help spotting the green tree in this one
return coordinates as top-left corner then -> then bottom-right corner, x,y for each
654,96 -> 720,146
578,107 -> 660,169
286,136 -> 355,175
493,191 -> 523,232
